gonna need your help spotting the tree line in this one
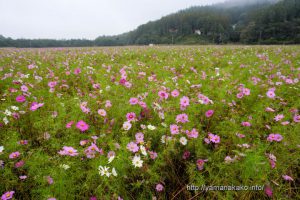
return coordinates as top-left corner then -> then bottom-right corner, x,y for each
1,0 -> 299,47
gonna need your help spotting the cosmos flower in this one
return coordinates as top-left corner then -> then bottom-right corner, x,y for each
176,113 -> 189,123
282,175 -> 294,181
135,132 -> 144,143
9,151 -> 20,159
156,184 -> 164,192
129,97 -> 139,105
122,121 -> 132,131
267,133 -> 283,142
76,120 -> 89,132
127,142 -> 139,153
98,109 -> 107,117
171,89 -> 179,97
266,90 -> 276,99
16,95 -> 26,102
132,155 -> 143,168
170,124 -> 179,135
205,110 -> 214,118
179,137 -> 187,145
126,112 -> 136,122
58,146 -> 79,156
30,102 -> 44,111
158,91 -> 169,100
1,191 -> 15,200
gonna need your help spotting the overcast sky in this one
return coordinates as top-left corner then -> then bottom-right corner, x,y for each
0,0 -> 224,40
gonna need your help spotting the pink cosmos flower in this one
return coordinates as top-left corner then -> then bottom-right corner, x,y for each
242,88 -> 250,96
15,160 -> 25,168
282,175 -> 294,181
74,68 -> 81,75
266,90 -> 276,99
126,142 -> 139,153
129,97 -> 139,105
19,175 -> 27,180
1,191 -> 15,200
135,132 -> 144,143
105,100 -> 112,108
30,102 -> 44,111
46,176 -> 54,184
98,109 -> 107,117
176,113 -> 189,123
211,135 -> 220,143
186,128 -> 199,139
9,151 -> 20,159
170,124 -> 179,135
123,121 -> 132,130
274,114 -> 284,121
241,121 -> 251,127
267,133 -> 283,142
21,85 -> 28,92
149,151 -> 158,159
180,96 -> 190,107
264,185 -> 273,197
48,81 -> 57,88
265,107 -> 275,112
196,159 -> 207,170
66,121 -> 74,128
58,146 -> 79,156
205,110 -> 214,118
236,92 -> 244,99
126,112 -> 136,122
76,120 -> 89,132
293,115 -> 300,123
158,91 -> 169,100
171,89 -> 179,97
182,151 -> 190,159
16,95 -> 26,102
156,184 -> 164,192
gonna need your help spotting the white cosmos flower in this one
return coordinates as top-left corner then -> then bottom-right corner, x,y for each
0,146 -> 4,153
11,106 -> 19,111
140,145 -> 147,156
108,156 -> 115,164
147,125 -> 156,130
123,121 -> 132,131
98,165 -> 111,177
161,135 -> 166,144
60,164 -> 70,170
3,117 -> 9,125
4,109 -> 12,116
179,137 -> 187,145
132,155 -> 143,168
112,167 -> 117,177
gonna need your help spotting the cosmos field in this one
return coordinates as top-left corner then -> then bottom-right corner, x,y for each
0,46 -> 299,200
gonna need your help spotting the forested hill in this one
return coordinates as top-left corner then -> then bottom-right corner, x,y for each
1,0 -> 300,47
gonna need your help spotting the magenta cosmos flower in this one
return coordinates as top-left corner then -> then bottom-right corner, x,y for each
176,113 -> 189,123
205,110 -> 214,118
16,95 -> 26,102
1,191 -> 15,200
126,142 -> 139,153
76,120 -> 89,132
58,146 -> 79,156
126,112 -> 136,122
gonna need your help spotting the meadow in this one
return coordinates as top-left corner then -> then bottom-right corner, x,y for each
0,46 -> 299,200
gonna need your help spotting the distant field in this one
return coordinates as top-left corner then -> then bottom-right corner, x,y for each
0,46 -> 299,200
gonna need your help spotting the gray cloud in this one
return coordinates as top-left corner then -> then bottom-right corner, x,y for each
0,0 -> 224,39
